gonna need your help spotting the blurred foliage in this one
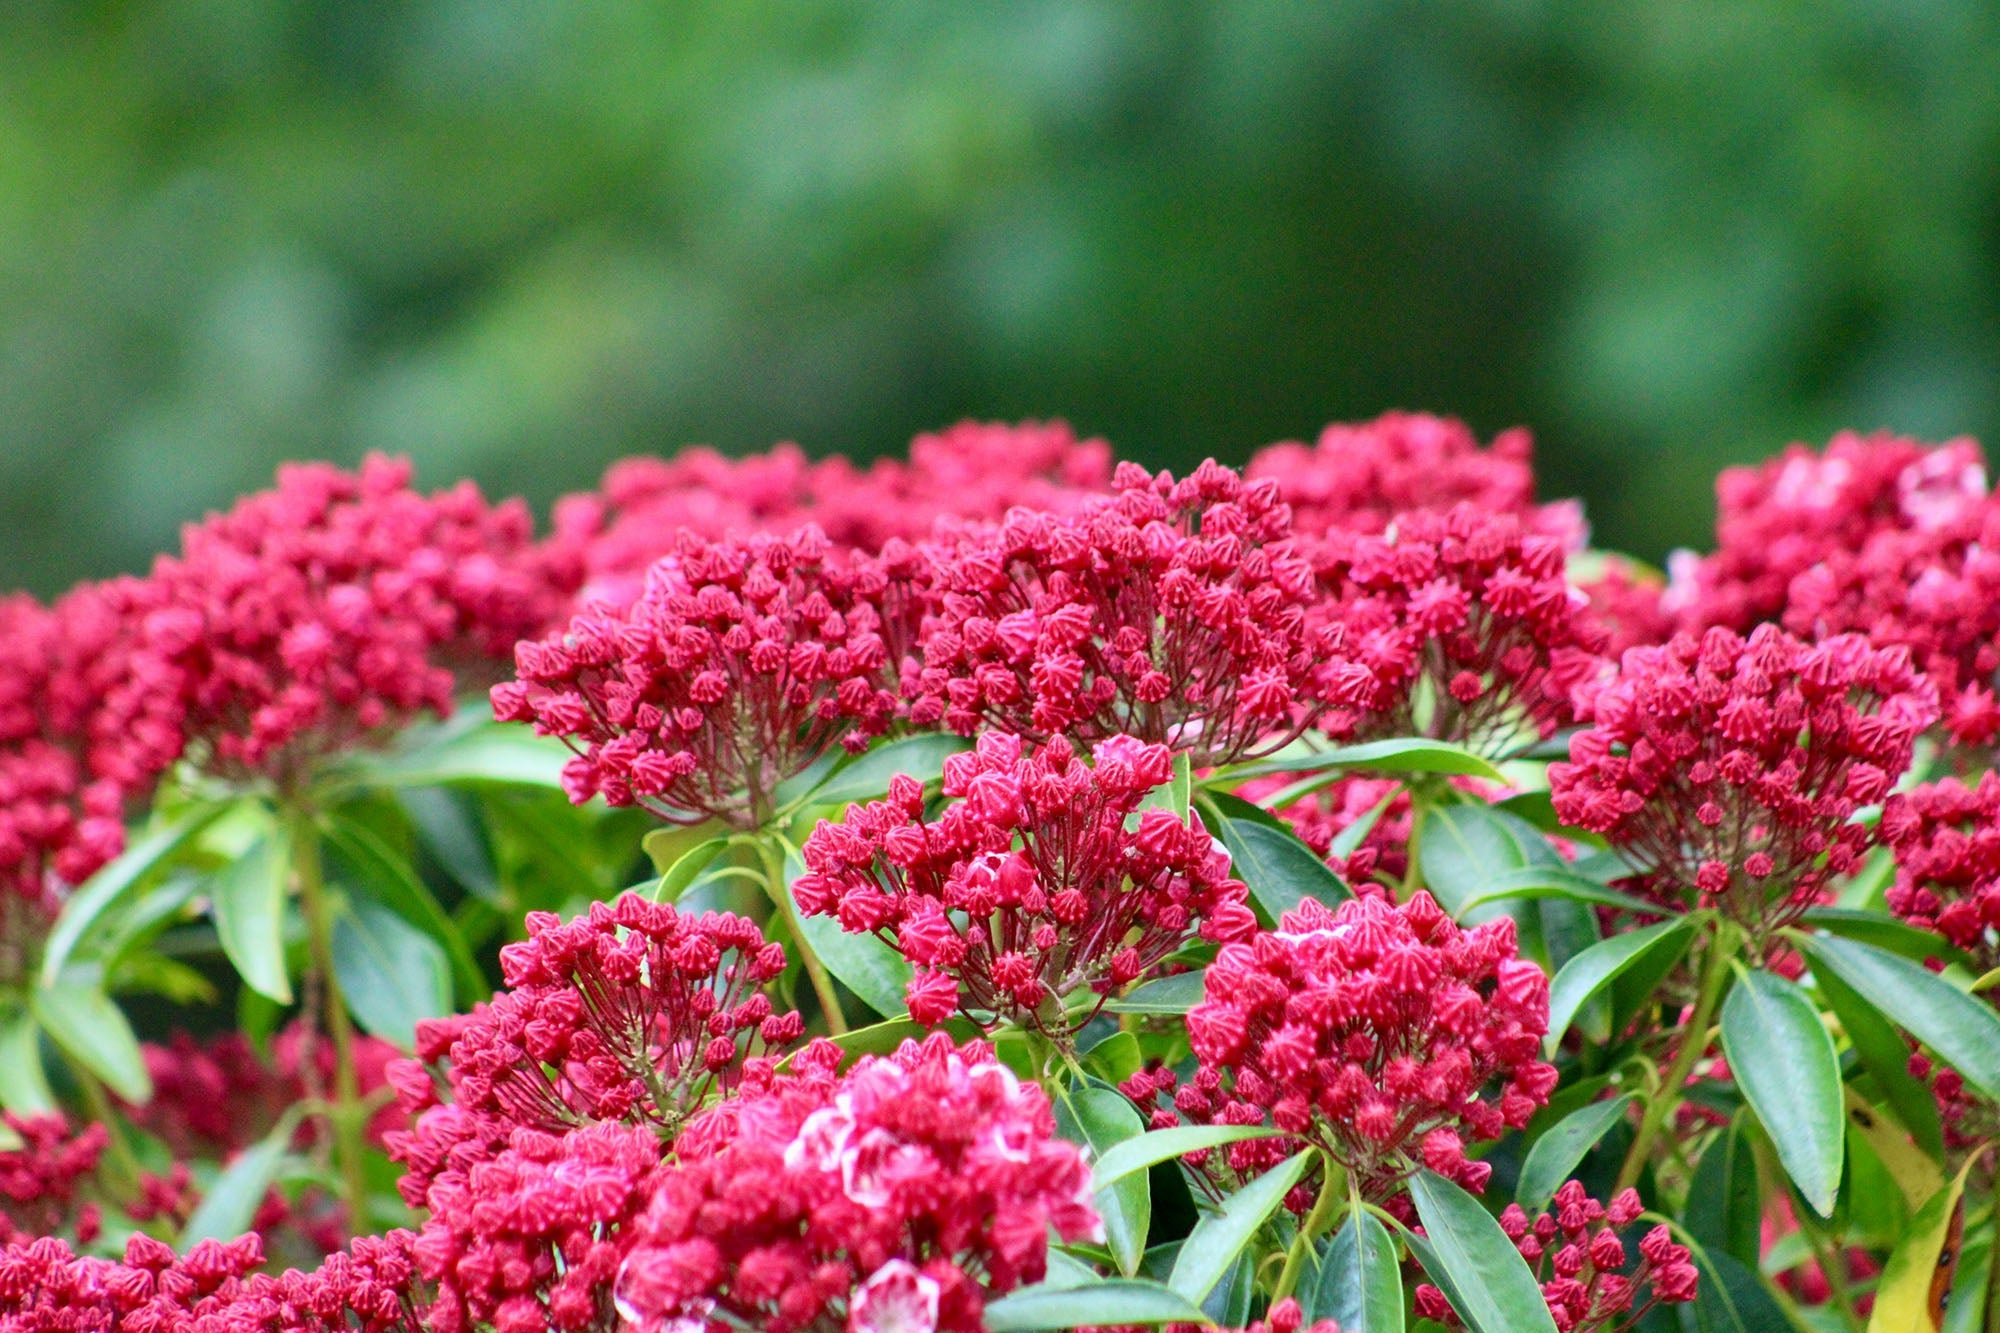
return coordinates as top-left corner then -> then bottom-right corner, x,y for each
1,1 -> 1997,592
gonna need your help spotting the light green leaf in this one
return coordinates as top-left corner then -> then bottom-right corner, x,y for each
1308,1208 -> 1404,1333
1800,906 -> 1972,968
797,733 -> 972,809
1796,932 -> 2000,1103
1405,1171 -> 1560,1333
1216,815 -> 1349,927
1059,1084 -> 1151,1276
211,824 -> 293,1004
331,897 -> 452,1048
1221,738 -> 1507,784
40,799 -> 231,985
1544,918 -> 1698,1055
1168,1148 -> 1312,1302
984,1278 -> 1211,1331
1107,970 -> 1208,1016
1458,867 -> 1663,917
340,718 -> 570,790
0,1012 -> 54,1115
32,974 -> 151,1103
650,836 -> 731,904
1515,1095 -> 1635,1213
180,1107 -> 304,1245
1720,970 -> 1843,1216
1092,1124 -> 1290,1193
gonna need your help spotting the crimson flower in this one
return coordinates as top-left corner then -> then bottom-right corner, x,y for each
1881,775 -> 2000,971
1183,892 -> 1556,1209
496,526 -> 898,826
794,732 -> 1255,1035
612,1033 -> 1100,1333
1550,625 -> 1936,931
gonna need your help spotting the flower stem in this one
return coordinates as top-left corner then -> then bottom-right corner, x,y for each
756,836 -> 847,1036
1616,923 -> 1737,1196
286,803 -> 369,1229
1272,1151 -> 1344,1302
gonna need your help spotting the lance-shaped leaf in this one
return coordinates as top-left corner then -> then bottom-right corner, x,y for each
1515,1095 -> 1636,1214
32,973 -> 151,1103
1092,1124 -> 1290,1193
1107,970 -> 1207,1016
1796,932 -> 2000,1102
210,822 -> 293,1004
1405,1170 -> 1559,1333
1215,815 -> 1349,927
40,800 -> 230,984
1168,1149 -> 1313,1303
1719,969 -> 1844,1217
1307,1208 -> 1404,1332
984,1278 -> 1211,1331
180,1106 -> 305,1245
1058,1084 -> 1151,1276
1544,918 -> 1697,1055
797,733 -> 972,809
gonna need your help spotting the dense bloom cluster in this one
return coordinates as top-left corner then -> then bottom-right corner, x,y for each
1307,505 -> 1607,753
1182,893 -> 1556,1206
613,1034 -> 1099,1333
0,1231 -> 269,1333
906,461 -> 1328,765
497,527 -> 897,825
1882,775 -> 2000,971
795,732 -> 1255,1033
1415,1184 -> 1697,1332
388,896 -> 799,1212
97,454 -> 575,788
1552,625 -> 1936,930
130,1024 -> 402,1158
552,421 -> 1113,609
1666,430 -> 1988,630
0,1115 -> 108,1247
207,1230 -> 431,1333
1246,411 -> 1583,546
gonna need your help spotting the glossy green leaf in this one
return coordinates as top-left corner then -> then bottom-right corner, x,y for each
1719,970 -> 1843,1216
1222,738 -> 1507,784
1544,918 -> 1698,1055
40,799 -> 230,985
1515,1094 -> 1635,1213
1168,1148 -> 1313,1302
1797,932 -> 2000,1102
984,1278 -> 1211,1331
1801,906 -> 1972,968
650,836 -> 730,903
783,846 -> 913,1018
325,819 -> 485,1004
211,824 -> 293,1004
800,733 -> 972,809
1458,867 -> 1662,917
1107,970 -> 1208,1015
1415,801 -> 1556,927
1308,1208 -> 1404,1333
398,787 -> 501,904
1059,1084 -> 1151,1276
331,897 -> 452,1048
180,1107 -> 303,1245
0,1012 -> 54,1115
1216,815 -> 1349,927
1092,1123 -> 1289,1193
1405,1171 -> 1560,1333
32,974 -> 151,1102
1685,1119 -> 1761,1269
1816,963 -> 1945,1161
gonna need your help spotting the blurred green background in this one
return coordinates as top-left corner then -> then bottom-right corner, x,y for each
3,2 -> 1997,595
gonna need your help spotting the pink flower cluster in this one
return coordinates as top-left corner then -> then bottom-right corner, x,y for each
0,1231 -> 268,1333
1415,1184 -> 1697,1332
1882,774 -> 2000,972
794,732 -> 1255,1033
614,1033 -> 1099,1333
496,527 -> 897,825
1181,893 -> 1556,1207
0,1115 -> 108,1247
1552,625 -> 1937,929
906,461 -> 1329,765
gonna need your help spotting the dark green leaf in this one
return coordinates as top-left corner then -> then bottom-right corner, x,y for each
1684,1119 -> 1761,1269
32,973 -> 151,1102
1545,918 -> 1699,1055
1107,970 -> 1207,1016
211,825 -> 293,1004
1092,1124 -> 1290,1193
1083,1031 -> 1142,1086
783,845 -> 913,1018
1799,906 -> 1972,968
799,733 -> 973,809
331,897 -> 452,1048
1059,1084 -> 1151,1276
1405,1171 -> 1560,1333
1459,867 -> 1664,916
1196,789 -> 1291,832
398,787 -> 501,904
1719,971 -> 1843,1216
1223,738 -> 1507,784
1167,1148 -> 1312,1302
1216,815 -> 1349,927
1415,802 -> 1554,929
1796,932 -> 2000,1102
1308,1208 -> 1404,1333
1682,1240 -> 1795,1333
336,718 -> 569,789
180,1107 -> 303,1245
1516,1095 -> 1636,1213
1813,963 -> 1944,1160
325,819 -> 485,1004
984,1278 -> 1211,1331
40,800 -> 231,985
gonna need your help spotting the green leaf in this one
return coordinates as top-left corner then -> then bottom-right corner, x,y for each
336,718 -> 570,789
1405,1171 -> 1560,1333
331,897 -> 452,1048
32,973 -> 151,1102
1515,1095 -> 1636,1213
1168,1148 -> 1313,1303
325,819 -> 486,1005
1800,906 -> 1972,968
1719,971 -> 1843,1217
1544,918 -> 1698,1055
797,733 -> 972,809
782,846 -> 914,1018
984,1278 -> 1212,1331
1222,738 -> 1508,784
1059,1084 -> 1151,1276
1683,1241 -> 1799,1333
650,835 -> 731,903
1092,1124 -> 1291,1193
210,823 -> 293,1004
1796,931 -> 2000,1102
1215,815 -> 1349,927
1417,802 -> 1556,922
1815,963 -> 1945,1161
398,787 -> 501,904
40,799 -> 231,985
1684,1118 -> 1762,1269
1141,750 -> 1195,821
180,1107 -> 304,1245
1458,866 -> 1663,917
1308,1208 -> 1404,1333
1083,1031 -> 1142,1086
1869,1153 -> 1976,1333
1107,970 -> 1208,1016
0,1012 -> 54,1115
